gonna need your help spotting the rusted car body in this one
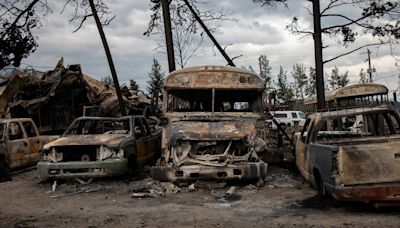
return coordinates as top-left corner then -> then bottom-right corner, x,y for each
151,66 -> 268,182
37,116 -> 161,179
0,118 -> 58,175
295,101 -> 400,205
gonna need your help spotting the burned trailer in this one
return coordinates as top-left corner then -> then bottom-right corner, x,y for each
151,66 -> 268,182
296,83 -> 400,206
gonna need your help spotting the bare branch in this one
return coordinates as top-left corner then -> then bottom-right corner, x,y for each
231,54 -> 243,61
1,0 -> 40,40
323,42 -> 389,64
321,13 -> 373,31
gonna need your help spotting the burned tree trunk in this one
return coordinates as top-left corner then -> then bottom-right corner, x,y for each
88,0 -> 126,116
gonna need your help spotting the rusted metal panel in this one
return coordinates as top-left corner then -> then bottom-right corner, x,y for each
0,118 -> 58,172
304,83 -> 388,105
336,140 -> 400,186
152,163 -> 267,181
332,184 -> 400,203
168,121 -> 256,144
164,65 -> 265,90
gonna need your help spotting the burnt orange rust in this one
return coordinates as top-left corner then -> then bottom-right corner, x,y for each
1,118 -> 58,172
295,97 -> 400,205
332,184 -> 400,203
164,66 -> 265,90
152,65 -> 268,181
37,115 -> 161,179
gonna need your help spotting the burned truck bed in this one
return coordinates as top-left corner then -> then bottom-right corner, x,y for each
295,103 -> 400,205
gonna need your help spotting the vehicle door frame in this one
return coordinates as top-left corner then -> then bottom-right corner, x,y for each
5,121 -> 30,170
133,117 -> 158,168
20,120 -> 41,166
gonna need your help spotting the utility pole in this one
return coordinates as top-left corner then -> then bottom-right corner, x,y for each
88,0 -> 126,116
182,0 -> 235,67
312,0 -> 326,110
160,0 -> 176,73
367,49 -> 373,82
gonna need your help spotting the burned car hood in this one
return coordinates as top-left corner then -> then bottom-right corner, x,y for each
42,134 -> 130,150
168,120 -> 256,145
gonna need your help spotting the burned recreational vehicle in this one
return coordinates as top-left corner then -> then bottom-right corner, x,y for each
151,66 -> 268,181
296,83 -> 400,206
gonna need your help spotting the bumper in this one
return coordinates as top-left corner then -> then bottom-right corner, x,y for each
330,183 -> 400,204
151,162 -> 267,182
37,158 -> 128,179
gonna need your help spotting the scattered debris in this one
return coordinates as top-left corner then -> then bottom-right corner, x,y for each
244,184 -> 257,190
52,181 -> 57,192
194,181 -> 227,190
224,186 -> 241,201
50,187 -> 100,199
130,181 -> 180,198
209,186 -> 242,208
256,178 -> 265,187
74,178 -> 94,185
188,183 -> 196,192
265,173 -> 298,188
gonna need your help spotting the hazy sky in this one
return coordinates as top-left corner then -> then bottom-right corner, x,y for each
19,0 -> 400,93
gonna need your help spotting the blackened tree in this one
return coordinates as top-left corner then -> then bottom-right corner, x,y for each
0,0 -> 50,70
304,67 -> 317,96
254,0 -> 400,108
129,79 -> 140,91
145,0 -> 233,68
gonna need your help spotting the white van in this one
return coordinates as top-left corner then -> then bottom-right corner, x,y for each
268,111 -> 307,129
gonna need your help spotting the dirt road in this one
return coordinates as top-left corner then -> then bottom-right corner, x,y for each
1,166 -> 399,228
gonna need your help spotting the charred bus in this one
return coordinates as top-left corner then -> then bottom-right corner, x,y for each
151,66 -> 268,181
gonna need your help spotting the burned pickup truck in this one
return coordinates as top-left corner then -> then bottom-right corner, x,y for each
0,118 -> 58,179
151,66 -> 268,181
37,116 -> 161,179
296,83 -> 400,206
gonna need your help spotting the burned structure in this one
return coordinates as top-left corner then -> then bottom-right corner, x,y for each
152,66 -> 268,181
0,59 -> 150,134
295,83 -> 400,206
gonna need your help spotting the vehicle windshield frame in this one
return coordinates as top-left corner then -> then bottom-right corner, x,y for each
63,117 -> 133,136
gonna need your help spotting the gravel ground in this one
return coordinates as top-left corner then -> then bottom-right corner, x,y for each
0,166 -> 399,228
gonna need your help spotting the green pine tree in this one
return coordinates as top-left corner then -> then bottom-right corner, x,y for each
147,58 -> 164,106
259,55 -> 272,87
275,66 -> 294,104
